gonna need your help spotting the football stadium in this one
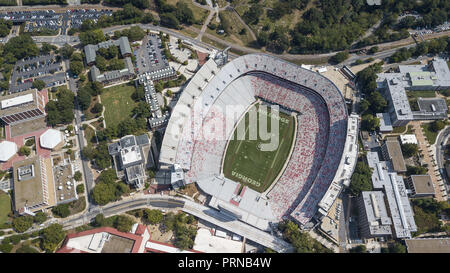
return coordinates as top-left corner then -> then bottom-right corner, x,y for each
160,53 -> 359,231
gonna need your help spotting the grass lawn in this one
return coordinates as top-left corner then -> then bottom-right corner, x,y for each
83,96 -> 101,121
201,35 -> 226,49
101,83 -> 138,128
179,28 -> 198,39
166,0 -> 209,26
218,10 -> 256,46
421,123 -> 438,145
84,126 -> 97,145
0,192 -> 12,224
223,104 -> 295,192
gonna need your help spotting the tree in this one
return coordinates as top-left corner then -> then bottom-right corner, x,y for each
77,87 -> 92,111
95,55 -> 107,72
40,42 -> 57,55
4,34 -> 39,61
349,160 -> 373,196
12,216 -> 33,233
33,211 -> 47,224
32,79 -> 46,91
61,43 -> 74,59
16,245 -> 40,253
18,146 -> 31,156
76,184 -> 85,194
52,204 -> 70,218
115,215 -> 135,232
79,29 -> 106,46
159,13 -> 180,29
401,143 -> 418,158
92,182 -> 116,205
145,209 -> 163,224
361,114 -> 380,131
70,61 -> 83,76
108,58 -> 125,71
368,92 -> 387,113
91,102 -> 103,114
349,245 -> 367,253
330,51 -> 349,64
40,224 -> 66,253
74,171 -> 82,181
430,120 -> 445,132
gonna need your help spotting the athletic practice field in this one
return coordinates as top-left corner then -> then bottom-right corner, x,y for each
223,103 -> 295,193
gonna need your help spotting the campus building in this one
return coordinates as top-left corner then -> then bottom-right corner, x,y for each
377,57 -> 450,127
85,36 -> 135,85
108,134 -> 151,189
381,137 -> 407,173
137,73 -> 170,130
0,89 -> 45,125
13,156 -> 56,216
406,175 -> 435,198
366,151 -> 417,239
357,191 -> 392,239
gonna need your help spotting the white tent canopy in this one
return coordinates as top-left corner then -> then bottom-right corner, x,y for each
0,141 -> 17,161
40,129 -> 63,149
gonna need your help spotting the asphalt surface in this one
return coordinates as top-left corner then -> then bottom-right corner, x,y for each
59,195 -> 293,253
65,59 -> 97,212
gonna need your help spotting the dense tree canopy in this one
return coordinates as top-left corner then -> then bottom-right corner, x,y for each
4,35 -> 39,61
40,224 -> 66,253
278,220 -> 332,253
349,160 -> 373,196
46,87 -> 75,126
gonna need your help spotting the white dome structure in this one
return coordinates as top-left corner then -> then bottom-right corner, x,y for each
0,141 -> 18,161
40,129 -> 63,150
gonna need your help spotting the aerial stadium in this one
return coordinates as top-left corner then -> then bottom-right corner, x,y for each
160,53 -> 359,231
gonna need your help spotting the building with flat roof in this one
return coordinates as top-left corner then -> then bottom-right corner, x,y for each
376,113 -> 393,132
57,225 -> 149,253
377,57 -> 450,126
13,156 -> 56,216
366,151 -> 417,239
0,89 -> 45,125
405,238 -> 450,253
108,134 -> 150,188
399,134 -> 418,145
357,191 -> 392,238
0,141 -> 17,162
39,128 -> 64,150
406,175 -> 435,198
381,137 -> 407,173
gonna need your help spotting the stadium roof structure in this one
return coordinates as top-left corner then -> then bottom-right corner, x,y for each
39,128 -> 63,149
0,140 -> 17,161
160,53 -> 350,228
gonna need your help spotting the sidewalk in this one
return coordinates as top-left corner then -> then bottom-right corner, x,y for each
411,121 -> 444,201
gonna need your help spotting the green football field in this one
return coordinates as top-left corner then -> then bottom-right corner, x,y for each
223,104 -> 295,193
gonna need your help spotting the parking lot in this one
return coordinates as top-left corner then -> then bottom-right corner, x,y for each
135,34 -> 170,75
9,54 -> 66,94
0,8 -> 112,36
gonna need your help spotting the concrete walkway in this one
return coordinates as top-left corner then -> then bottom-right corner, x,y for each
410,121 -> 445,201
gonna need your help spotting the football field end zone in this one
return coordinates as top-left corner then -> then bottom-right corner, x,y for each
222,103 -> 296,193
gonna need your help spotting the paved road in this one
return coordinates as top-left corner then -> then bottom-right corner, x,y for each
65,59 -> 97,211
59,194 -> 293,252
435,126 -> 450,197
